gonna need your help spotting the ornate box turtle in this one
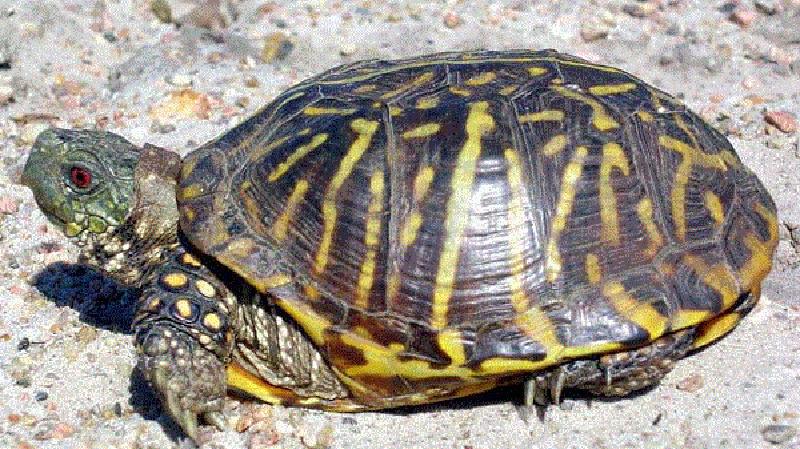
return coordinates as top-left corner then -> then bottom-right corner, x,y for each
22,49 -> 778,441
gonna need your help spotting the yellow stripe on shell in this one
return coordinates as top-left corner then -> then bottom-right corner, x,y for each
271,179 -> 310,242
704,191 -> 725,225
599,142 -> 630,245
415,96 -> 439,109
585,253 -> 602,284
465,72 -> 497,86
636,198 -> 663,257
503,148 -> 529,313
545,146 -> 588,282
527,66 -> 547,76
658,134 -> 728,241
402,123 -> 441,139
605,281 -> 667,341
267,133 -> 329,182
551,85 -> 620,131
431,101 -> 495,329
303,106 -> 358,116
355,170 -> 385,310
518,109 -> 565,123
380,72 -> 435,100
738,202 -> 779,289
692,311 -> 743,349
588,82 -> 638,96
542,135 -> 567,156
449,87 -> 473,97
314,119 -> 380,273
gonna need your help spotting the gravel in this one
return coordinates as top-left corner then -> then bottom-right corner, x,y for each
1,1 -> 799,448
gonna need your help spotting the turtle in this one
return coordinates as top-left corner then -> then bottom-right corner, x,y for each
21,49 -> 779,442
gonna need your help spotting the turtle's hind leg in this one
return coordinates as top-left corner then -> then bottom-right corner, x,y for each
521,328 -> 696,419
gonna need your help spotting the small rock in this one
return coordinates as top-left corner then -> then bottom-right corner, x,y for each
761,424 -> 797,444
754,0 -> 781,15
149,89 -> 210,121
150,0 -> 173,24
166,74 -> 193,88
19,122 -> 51,145
442,12 -> 463,29
580,15 -> 611,42
676,373 -> 704,392
622,2 -> 658,18
75,325 -> 98,344
729,8 -> 757,27
0,40 -> 12,69
261,32 -> 293,62
764,110 -> 797,133
0,85 -> 13,105
0,195 -> 21,214
243,75 -> 260,88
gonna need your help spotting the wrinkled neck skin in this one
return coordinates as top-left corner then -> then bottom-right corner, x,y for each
79,144 -> 182,286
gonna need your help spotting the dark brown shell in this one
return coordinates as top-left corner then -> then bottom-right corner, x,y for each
176,49 -> 778,405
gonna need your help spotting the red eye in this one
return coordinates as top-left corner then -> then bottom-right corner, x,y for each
69,166 -> 92,189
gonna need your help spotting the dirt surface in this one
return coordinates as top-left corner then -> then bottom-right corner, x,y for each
0,0 -> 799,448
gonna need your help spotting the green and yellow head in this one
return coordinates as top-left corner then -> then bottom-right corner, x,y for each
22,128 -> 140,243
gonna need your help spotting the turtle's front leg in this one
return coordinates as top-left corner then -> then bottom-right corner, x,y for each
133,245 -> 238,442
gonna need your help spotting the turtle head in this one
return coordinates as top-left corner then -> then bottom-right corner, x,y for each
22,128 -> 182,284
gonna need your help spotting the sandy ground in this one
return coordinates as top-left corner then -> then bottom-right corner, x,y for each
0,0 -> 799,448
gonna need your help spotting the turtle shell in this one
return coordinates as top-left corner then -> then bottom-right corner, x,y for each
176,49 -> 778,406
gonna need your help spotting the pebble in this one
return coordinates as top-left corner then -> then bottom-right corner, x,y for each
149,89 -> 211,121
622,2 -> 658,18
0,195 -> 20,214
675,373 -> 704,392
442,12 -> 464,29
761,424 -> 798,444
262,32 -> 294,62
0,84 -> 13,105
149,0 -> 173,24
730,9 -> 757,27
764,110 -> 798,133
580,15 -> 611,42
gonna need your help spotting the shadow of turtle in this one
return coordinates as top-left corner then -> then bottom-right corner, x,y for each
30,261 -> 191,442
29,261 -> 138,333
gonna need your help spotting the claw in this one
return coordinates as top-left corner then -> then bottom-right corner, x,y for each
519,376 -> 549,423
204,410 -> 229,433
550,366 -> 566,406
181,407 -> 200,444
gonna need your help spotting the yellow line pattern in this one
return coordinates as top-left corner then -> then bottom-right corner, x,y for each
465,72 -> 497,86
542,134 -> 567,156
585,253 -> 602,284
527,66 -> 547,76
380,72 -> 435,100
658,134 -> 727,241
400,167 -> 435,247
271,179 -> 309,242
314,119 -> 380,272
636,198 -> 663,257
303,106 -> 358,116
415,96 -> 439,109
588,82 -> 638,96
504,148 -> 529,313
432,101 -> 495,329
599,142 -> 630,244
355,170 -> 385,309
605,281 -> 667,340
402,123 -> 441,139
704,191 -> 725,226
552,85 -> 620,131
518,110 -> 565,123
546,146 -> 588,282
267,133 -> 329,182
